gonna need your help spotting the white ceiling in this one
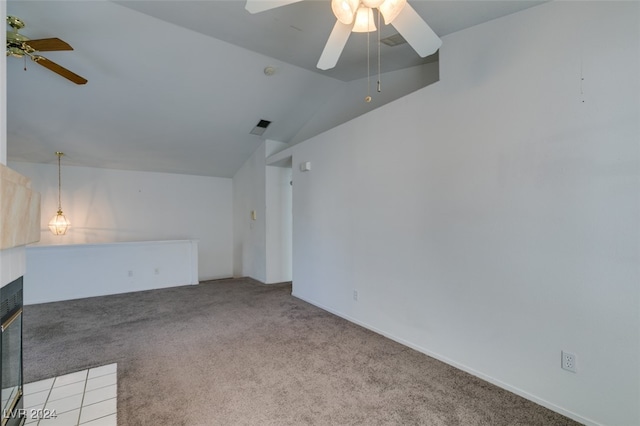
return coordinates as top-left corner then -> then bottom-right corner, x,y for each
6,0 -> 544,177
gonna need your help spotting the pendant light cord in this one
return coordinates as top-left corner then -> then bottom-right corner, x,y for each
57,152 -> 63,212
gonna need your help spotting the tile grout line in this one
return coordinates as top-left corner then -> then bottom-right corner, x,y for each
34,378 -> 55,426
76,370 -> 89,426
79,371 -> 118,425
78,401 -> 117,426
80,370 -> 117,425
24,364 -> 118,426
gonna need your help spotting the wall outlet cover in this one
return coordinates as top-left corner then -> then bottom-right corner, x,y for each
561,351 -> 577,373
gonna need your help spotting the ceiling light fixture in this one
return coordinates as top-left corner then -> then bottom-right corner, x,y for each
330,0 -> 406,28
352,6 -> 376,33
378,0 -> 406,25
48,152 -> 71,236
247,0 -> 442,74
330,0 -> 406,102
331,0 -> 359,25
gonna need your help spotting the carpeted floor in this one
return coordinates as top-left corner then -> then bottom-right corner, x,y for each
24,278 -> 581,425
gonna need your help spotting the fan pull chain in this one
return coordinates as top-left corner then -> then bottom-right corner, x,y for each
365,10 -> 372,103
377,9 -> 381,93
579,46 -> 585,103
23,55 -> 27,71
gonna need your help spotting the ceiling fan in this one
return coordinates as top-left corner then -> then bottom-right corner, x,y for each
245,0 -> 441,71
6,15 -> 87,85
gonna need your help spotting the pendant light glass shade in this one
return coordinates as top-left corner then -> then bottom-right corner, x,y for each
352,6 -> 377,33
49,152 -> 70,235
49,210 -> 71,235
331,0 -> 359,24
379,0 -> 406,24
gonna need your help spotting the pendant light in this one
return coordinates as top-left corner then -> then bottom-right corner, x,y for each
48,152 -> 71,235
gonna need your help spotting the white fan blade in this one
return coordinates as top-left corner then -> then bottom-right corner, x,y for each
391,3 -> 441,57
317,20 -> 352,70
245,0 -> 304,14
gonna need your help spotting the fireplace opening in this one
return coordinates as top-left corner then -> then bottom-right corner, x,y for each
1,277 -> 24,426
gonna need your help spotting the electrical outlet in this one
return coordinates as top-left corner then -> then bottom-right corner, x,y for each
353,290 -> 358,301
561,351 -> 577,373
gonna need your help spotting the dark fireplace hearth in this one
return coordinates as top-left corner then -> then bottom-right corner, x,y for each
1,277 -> 24,426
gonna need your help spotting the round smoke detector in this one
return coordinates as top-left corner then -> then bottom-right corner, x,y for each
263,66 -> 275,76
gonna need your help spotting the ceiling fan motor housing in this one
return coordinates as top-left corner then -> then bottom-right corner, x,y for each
6,32 -> 32,57
6,15 -> 29,57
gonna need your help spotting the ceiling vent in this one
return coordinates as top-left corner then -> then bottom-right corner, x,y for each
380,33 -> 408,47
250,119 -> 272,136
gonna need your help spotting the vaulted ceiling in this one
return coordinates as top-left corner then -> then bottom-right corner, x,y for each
6,0 -> 544,177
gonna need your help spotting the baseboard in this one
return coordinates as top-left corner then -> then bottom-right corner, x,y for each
231,276 -> 292,286
291,291 -> 600,426
199,275 -> 234,283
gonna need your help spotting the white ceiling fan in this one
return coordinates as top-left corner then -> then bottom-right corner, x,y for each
245,0 -> 441,71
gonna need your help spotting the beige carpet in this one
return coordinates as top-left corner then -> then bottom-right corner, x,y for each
24,278 -> 581,425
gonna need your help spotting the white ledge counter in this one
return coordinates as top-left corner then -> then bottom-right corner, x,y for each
24,240 -> 198,304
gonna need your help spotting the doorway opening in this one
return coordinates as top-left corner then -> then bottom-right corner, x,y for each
265,160 -> 293,284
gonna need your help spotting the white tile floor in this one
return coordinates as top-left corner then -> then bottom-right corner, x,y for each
22,364 -> 117,426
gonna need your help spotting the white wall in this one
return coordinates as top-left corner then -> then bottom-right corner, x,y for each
232,142 -> 267,281
266,165 -> 292,283
233,140 -> 293,284
25,240 -> 198,304
289,62 -> 439,145
289,2 -> 639,426
8,162 -> 233,281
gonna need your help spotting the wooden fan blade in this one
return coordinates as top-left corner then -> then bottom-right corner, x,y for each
391,3 -> 441,57
317,20 -> 352,70
33,56 -> 87,85
25,38 -> 73,52
245,0 -> 303,14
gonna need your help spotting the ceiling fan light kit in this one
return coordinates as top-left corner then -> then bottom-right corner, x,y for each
245,0 -> 441,74
378,0 -> 406,25
352,6 -> 376,33
361,0 -> 385,9
331,0 -> 403,27
331,0 -> 359,25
